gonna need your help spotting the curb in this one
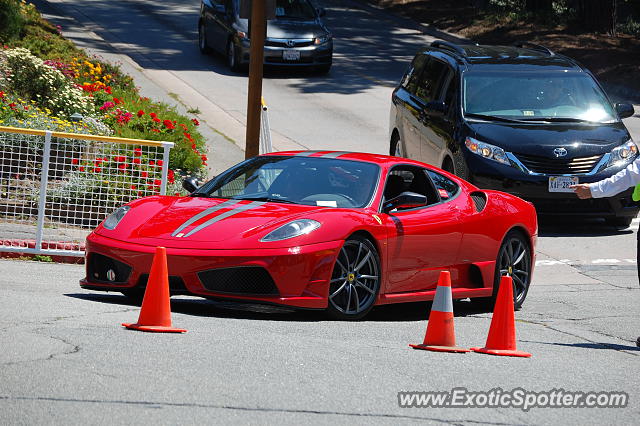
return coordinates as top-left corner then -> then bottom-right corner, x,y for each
0,239 -> 85,264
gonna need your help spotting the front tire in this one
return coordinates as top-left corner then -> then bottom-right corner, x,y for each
326,236 -> 381,320
227,39 -> 241,72
389,131 -> 403,157
476,229 -> 532,310
198,21 -> 212,54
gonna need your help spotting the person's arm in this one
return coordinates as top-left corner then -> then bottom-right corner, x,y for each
571,158 -> 640,199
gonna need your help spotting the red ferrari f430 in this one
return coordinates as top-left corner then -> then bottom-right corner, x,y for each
81,151 -> 537,319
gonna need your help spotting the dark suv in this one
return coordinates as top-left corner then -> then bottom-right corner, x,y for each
198,0 -> 333,72
389,41 -> 638,226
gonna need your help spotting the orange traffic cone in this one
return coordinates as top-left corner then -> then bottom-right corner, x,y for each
471,276 -> 530,357
410,271 -> 470,353
122,247 -> 186,333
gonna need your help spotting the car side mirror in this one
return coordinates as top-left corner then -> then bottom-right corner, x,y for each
384,191 -> 427,212
615,103 -> 635,119
425,100 -> 446,117
182,176 -> 200,193
317,8 -> 326,17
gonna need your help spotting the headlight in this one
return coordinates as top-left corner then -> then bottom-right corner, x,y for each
102,205 -> 130,230
314,35 -> 331,45
465,137 -> 509,165
260,219 -> 321,242
607,139 -> 638,168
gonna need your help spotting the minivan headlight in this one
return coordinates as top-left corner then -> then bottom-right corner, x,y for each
261,219 -> 320,242
465,137 -> 509,165
607,139 -> 638,168
103,205 -> 130,230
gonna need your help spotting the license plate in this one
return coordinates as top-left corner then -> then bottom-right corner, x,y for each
548,176 -> 578,192
282,49 -> 300,61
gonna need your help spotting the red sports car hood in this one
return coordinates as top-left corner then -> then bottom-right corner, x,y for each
132,197 -> 325,243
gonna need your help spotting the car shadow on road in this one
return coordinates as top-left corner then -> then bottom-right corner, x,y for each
522,340 -> 639,352
65,293 -> 493,322
538,216 -> 635,238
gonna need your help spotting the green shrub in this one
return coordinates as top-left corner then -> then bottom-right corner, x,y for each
0,0 -> 25,43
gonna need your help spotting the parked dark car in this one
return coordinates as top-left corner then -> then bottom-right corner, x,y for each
198,0 -> 333,72
389,41 -> 638,226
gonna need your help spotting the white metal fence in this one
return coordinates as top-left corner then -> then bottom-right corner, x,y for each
0,126 -> 173,257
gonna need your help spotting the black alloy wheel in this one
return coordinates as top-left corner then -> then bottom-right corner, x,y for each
494,229 -> 532,309
327,235 -> 381,320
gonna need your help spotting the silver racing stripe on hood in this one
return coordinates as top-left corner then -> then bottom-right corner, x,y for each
320,151 -> 351,158
171,199 -> 238,237
182,201 -> 266,238
294,150 -> 323,156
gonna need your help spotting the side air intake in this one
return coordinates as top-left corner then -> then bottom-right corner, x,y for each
470,191 -> 487,212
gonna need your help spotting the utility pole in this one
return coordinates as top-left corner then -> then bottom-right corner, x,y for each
245,0 -> 266,159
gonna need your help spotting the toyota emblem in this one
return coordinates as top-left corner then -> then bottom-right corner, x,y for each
553,147 -> 568,157
286,40 -> 296,47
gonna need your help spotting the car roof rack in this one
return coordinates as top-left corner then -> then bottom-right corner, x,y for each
513,42 -> 555,56
431,40 -> 467,56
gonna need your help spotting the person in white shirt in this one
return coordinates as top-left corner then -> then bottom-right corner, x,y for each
571,158 -> 640,347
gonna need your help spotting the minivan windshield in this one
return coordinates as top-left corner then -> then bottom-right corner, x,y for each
463,71 -> 617,123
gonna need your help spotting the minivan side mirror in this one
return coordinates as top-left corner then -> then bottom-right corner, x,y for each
615,103 -> 635,119
425,101 -> 447,117
182,176 -> 200,193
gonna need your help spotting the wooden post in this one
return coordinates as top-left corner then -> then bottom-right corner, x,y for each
245,0 -> 266,159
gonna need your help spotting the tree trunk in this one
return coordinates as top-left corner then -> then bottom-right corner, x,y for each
580,0 -> 617,35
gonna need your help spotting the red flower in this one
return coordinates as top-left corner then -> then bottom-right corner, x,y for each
79,166 -> 85,172
156,160 -> 163,167
113,97 -> 122,105
153,179 -> 162,186
71,158 -> 79,165
149,112 -> 157,119
0,91 -> 4,99
163,119 -> 175,129
115,156 -> 126,163
134,148 -> 142,157
141,171 -> 148,178
191,118 -> 200,126
118,164 -> 126,171
151,128 -> 160,132
133,158 -> 141,164
130,184 -> 137,190
137,110 -> 145,117
168,169 -> 175,184
149,160 -> 155,166
94,167 -> 102,173
152,117 -> 161,123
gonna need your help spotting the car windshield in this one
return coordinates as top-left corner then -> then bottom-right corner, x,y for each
275,0 -> 317,20
462,71 -> 617,123
194,156 -> 380,208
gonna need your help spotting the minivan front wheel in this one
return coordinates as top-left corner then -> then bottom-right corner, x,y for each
390,132 -> 403,157
227,40 -> 241,72
198,22 -> 211,54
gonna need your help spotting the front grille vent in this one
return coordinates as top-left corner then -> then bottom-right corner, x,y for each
198,267 -> 278,295
137,274 -> 188,294
87,253 -> 132,284
514,153 -> 602,175
470,191 -> 487,212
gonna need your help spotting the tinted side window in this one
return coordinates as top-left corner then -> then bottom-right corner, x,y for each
427,170 -> 459,200
414,58 -> 448,102
403,54 -> 428,95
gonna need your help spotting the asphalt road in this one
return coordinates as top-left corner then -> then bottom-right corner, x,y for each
3,0 -> 640,424
0,256 -> 638,425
